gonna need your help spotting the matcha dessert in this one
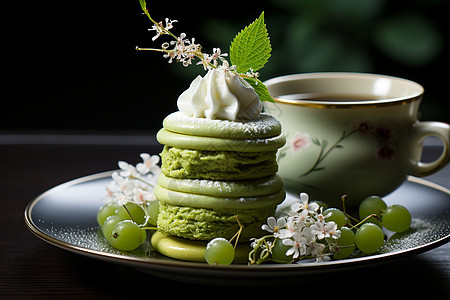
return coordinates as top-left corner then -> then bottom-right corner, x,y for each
98,2 -> 286,264
139,7 -> 287,261
154,67 -> 286,242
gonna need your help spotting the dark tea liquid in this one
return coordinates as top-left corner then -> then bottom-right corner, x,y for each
278,93 -> 384,102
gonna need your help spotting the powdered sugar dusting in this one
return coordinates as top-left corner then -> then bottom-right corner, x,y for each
38,215 -> 449,263
163,111 -> 281,138
380,217 -> 450,254
43,224 -> 155,257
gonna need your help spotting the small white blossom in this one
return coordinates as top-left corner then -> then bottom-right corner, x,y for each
196,53 -> 211,70
261,216 -> 286,237
132,187 -> 156,204
136,153 -> 160,175
103,154 -> 162,219
209,48 -> 228,67
245,68 -> 260,83
148,18 -> 177,41
291,192 -> 320,214
118,161 -> 139,178
283,232 -> 307,259
311,221 -> 335,240
277,216 -> 296,239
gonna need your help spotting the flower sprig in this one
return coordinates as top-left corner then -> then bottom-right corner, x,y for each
249,193 -> 341,264
136,0 -> 228,71
103,153 -> 161,206
135,0 -> 275,103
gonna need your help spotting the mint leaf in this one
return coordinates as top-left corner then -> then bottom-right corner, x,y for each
244,78 -> 275,103
230,12 -> 271,73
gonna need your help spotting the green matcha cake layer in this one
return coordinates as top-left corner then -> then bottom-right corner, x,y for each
151,231 -> 251,263
154,184 -> 285,210
157,173 -> 283,197
157,128 -> 286,152
163,112 -> 282,140
160,146 -> 278,180
156,202 -> 275,241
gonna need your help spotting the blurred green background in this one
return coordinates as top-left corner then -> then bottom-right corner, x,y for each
4,0 -> 449,131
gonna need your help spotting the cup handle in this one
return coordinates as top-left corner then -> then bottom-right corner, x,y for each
409,121 -> 450,177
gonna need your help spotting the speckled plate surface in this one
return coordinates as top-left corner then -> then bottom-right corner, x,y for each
24,171 -> 450,286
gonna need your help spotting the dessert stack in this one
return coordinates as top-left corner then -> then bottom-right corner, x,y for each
153,67 -> 286,242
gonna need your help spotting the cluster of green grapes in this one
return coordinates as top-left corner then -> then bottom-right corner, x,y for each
312,196 -> 412,258
204,196 -> 412,265
97,195 -> 411,264
96,201 -> 159,251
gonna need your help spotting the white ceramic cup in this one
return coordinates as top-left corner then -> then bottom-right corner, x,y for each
263,73 -> 449,208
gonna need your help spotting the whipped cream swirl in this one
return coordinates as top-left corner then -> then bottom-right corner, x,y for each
177,66 -> 262,121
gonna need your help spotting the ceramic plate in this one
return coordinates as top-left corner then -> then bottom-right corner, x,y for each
24,171 -> 450,285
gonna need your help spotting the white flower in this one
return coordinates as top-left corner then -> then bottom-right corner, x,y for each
132,188 -> 156,204
291,192 -> 319,214
299,226 -> 315,245
103,171 -> 136,202
136,153 -> 160,175
277,219 -> 295,239
261,216 -> 286,237
327,222 -> 341,240
245,68 -> 260,82
196,53 -> 211,70
164,18 -> 177,30
149,18 -> 177,41
209,48 -> 228,67
118,161 -> 139,178
282,232 -> 307,259
310,221 -> 340,240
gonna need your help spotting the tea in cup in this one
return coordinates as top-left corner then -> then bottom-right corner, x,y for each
263,73 -> 449,208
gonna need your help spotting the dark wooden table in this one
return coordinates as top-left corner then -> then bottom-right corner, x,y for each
1,134 -> 449,298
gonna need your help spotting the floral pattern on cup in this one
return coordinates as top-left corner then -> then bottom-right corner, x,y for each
289,132 -> 312,155
278,120 -> 397,177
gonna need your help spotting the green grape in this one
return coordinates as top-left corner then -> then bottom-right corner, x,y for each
116,202 -> 146,225
97,202 -> 120,226
324,208 -> 349,228
271,238 -> 292,263
332,227 -> 355,259
102,215 -> 124,243
354,223 -> 384,254
359,196 -> 387,228
146,200 -> 159,226
204,238 -> 235,265
109,220 -> 147,251
382,204 -> 411,233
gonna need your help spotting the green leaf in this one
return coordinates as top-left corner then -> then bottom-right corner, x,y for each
243,78 -> 275,103
230,12 -> 271,73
